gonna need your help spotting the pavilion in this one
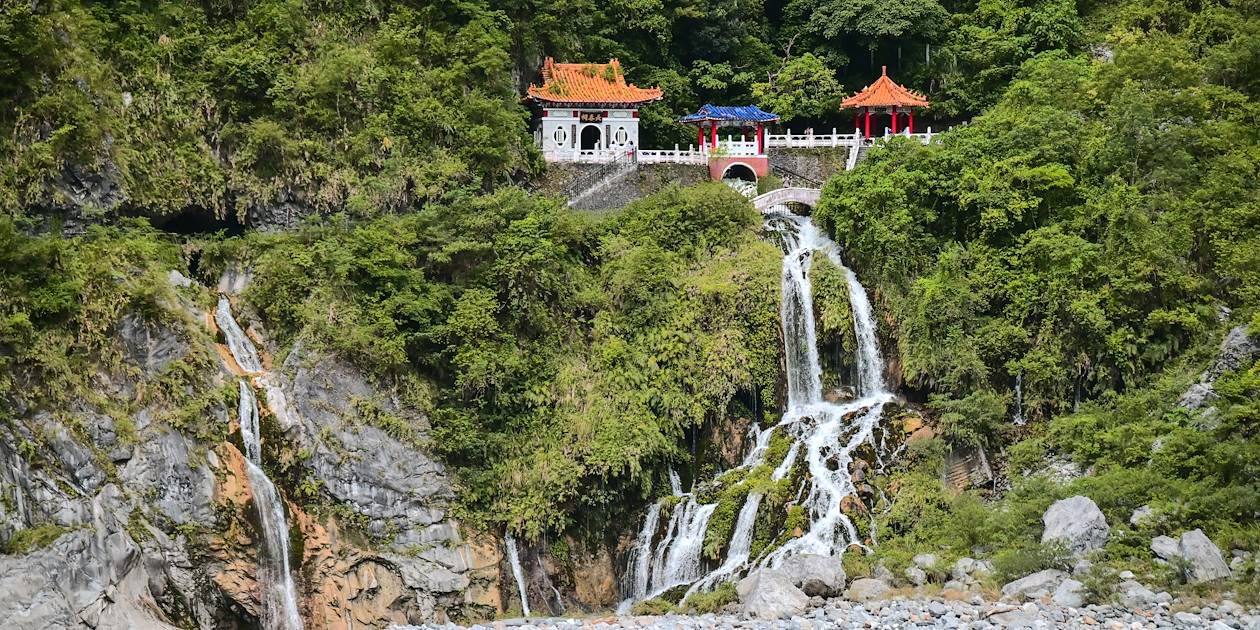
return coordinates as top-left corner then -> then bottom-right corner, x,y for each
841,66 -> 929,139
526,58 -> 663,160
679,104 -> 780,180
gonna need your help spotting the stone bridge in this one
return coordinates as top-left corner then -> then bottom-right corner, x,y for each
752,187 -> 822,212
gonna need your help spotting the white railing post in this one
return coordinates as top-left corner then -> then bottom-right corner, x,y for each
926,127 -> 933,144
787,128 -> 791,148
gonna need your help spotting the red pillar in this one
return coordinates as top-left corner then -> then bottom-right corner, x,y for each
756,123 -> 764,154
891,109 -> 899,134
698,126 -> 705,149
864,108 -> 871,138
908,110 -> 914,134
710,123 -> 717,149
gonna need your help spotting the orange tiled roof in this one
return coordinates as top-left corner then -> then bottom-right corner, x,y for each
526,58 -> 663,106
841,66 -> 929,109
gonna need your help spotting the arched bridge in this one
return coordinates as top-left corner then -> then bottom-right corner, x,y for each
752,187 -> 822,212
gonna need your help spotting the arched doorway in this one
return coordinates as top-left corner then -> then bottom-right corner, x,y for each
580,125 -> 602,151
722,163 -> 758,182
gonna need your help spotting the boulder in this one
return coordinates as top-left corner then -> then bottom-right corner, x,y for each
905,566 -> 928,586
844,577 -> 891,602
912,553 -> 939,569
736,569 -> 809,619
1178,529 -> 1231,583
779,554 -> 845,597
988,603 -> 1041,627
1151,535 -> 1181,562
1042,496 -> 1109,554
951,557 -> 977,582
1129,505 -> 1154,527
1052,578 -> 1086,608
1001,569 -> 1066,600
1116,580 -> 1157,607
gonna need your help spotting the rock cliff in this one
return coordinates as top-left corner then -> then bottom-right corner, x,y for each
0,281 -> 489,629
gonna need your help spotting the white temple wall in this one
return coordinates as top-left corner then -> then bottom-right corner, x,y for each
540,108 -> 641,154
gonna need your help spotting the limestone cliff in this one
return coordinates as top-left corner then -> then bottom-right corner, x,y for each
0,276 -> 493,629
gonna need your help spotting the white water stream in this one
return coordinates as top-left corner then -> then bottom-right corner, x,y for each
215,297 -> 304,630
620,208 -> 892,603
504,533 -> 531,616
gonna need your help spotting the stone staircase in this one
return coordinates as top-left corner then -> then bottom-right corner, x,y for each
846,144 -> 872,171
564,154 -> 637,208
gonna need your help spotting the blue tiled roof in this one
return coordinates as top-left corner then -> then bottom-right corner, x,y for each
679,104 -> 780,124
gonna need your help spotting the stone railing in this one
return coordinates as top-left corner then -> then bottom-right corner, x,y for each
636,147 -> 709,165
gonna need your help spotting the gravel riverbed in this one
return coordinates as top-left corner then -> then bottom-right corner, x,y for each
397,597 -> 1260,629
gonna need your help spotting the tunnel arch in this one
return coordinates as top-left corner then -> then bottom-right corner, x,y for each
721,163 -> 758,182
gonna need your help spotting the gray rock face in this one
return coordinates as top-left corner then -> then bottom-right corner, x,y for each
217,264 -> 253,296
117,313 -> 188,377
1178,383 -> 1219,411
0,484 -> 184,630
1180,326 -> 1259,411
285,346 -> 458,550
736,569 -> 809,619
1052,578 -> 1086,607
779,554 -> 845,597
1001,569 -> 1066,600
1042,496 -> 1109,554
844,577 -> 891,602
1179,529 -> 1232,583
905,565 -> 928,586
1206,326 -> 1260,381
120,428 -> 216,526
43,422 -> 106,494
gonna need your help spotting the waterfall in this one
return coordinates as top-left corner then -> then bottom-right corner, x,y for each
619,209 -> 892,602
682,492 -> 762,598
761,211 -> 891,566
504,533 -> 531,617
217,298 -> 304,630
1013,372 -> 1026,425
619,501 -> 663,609
216,296 -> 262,373
669,469 -> 683,496
655,498 -> 718,591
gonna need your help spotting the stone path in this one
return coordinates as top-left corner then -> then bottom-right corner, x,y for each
397,597 -> 1260,630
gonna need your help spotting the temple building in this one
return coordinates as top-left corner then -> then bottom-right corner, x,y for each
841,66 -> 929,138
679,104 -> 780,180
526,58 -> 663,161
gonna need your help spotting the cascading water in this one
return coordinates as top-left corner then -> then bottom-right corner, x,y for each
620,207 -> 893,603
216,296 -> 304,630
1013,372 -> 1026,425
504,533 -> 531,617
760,210 -> 891,566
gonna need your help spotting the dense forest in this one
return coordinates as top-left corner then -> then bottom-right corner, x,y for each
2,0 -> 1259,622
